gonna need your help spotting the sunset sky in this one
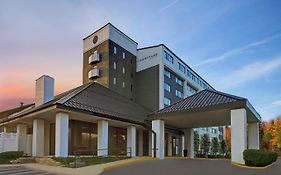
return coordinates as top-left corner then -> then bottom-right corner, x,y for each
1,0 -> 281,121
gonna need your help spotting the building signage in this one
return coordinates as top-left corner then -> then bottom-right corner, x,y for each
138,53 -> 158,62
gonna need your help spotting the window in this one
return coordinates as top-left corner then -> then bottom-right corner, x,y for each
113,77 -> 116,85
164,83 -> 171,92
187,83 -> 197,94
122,52 -> 126,59
164,69 -> 171,78
164,97 -> 171,106
114,47 -> 117,54
178,63 -> 185,73
164,51 -> 173,63
122,67 -> 125,74
131,85 -> 133,92
113,62 -> 116,70
122,82 -> 125,88
175,77 -> 183,86
176,90 -> 183,98
186,70 -> 192,78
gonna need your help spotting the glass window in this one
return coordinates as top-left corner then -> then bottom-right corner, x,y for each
178,63 -> 186,73
176,90 -> 183,98
164,69 -> 171,78
164,97 -> 171,106
122,82 -> 125,88
164,83 -> 171,92
113,77 -> 116,85
122,52 -> 126,59
122,67 -> 125,74
164,51 -> 173,63
187,83 -> 197,94
175,77 -> 183,86
113,62 -> 116,70
109,126 -> 127,155
114,46 -> 117,54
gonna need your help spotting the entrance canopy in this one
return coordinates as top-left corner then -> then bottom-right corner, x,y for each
147,89 -> 261,128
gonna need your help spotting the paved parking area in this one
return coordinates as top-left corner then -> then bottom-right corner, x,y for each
0,166 -> 55,175
101,159 -> 281,175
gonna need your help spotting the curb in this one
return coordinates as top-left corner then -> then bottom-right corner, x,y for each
231,162 -> 274,170
103,157 -> 158,171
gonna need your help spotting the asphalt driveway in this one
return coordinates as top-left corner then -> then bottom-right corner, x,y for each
101,159 -> 281,175
0,166 -> 55,175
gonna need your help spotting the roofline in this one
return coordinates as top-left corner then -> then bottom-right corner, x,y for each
138,44 -> 214,90
83,23 -> 138,44
0,103 -> 34,114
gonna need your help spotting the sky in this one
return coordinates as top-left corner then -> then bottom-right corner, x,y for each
0,0 -> 281,121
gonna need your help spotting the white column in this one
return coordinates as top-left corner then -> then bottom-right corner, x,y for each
127,126 -> 136,157
97,120 -> 108,156
167,133 -> 173,156
181,135 -> 185,157
138,129 -> 143,156
248,122 -> 260,149
231,108 -> 247,164
26,135 -> 32,156
55,113 -> 69,157
184,128 -> 194,158
17,124 -> 27,153
32,119 -> 45,156
152,120 -> 165,159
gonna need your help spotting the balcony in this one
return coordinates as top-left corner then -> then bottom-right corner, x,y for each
89,51 -> 100,65
88,68 -> 100,79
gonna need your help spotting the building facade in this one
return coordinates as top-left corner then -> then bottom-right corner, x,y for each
0,23 -> 260,165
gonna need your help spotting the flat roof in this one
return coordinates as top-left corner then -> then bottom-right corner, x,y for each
83,23 -> 138,44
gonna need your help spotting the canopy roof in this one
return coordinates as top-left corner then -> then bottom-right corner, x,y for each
148,89 -> 261,128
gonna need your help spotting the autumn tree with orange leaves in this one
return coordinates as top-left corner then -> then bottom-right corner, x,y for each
261,117 -> 281,150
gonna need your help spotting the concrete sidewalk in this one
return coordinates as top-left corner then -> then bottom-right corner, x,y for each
22,157 -> 157,175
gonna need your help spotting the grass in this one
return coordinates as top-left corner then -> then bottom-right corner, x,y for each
0,151 -> 24,164
52,156 -> 130,168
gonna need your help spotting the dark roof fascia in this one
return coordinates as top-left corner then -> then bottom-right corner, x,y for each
147,100 -> 247,120
56,104 -> 146,127
246,100 -> 262,121
138,44 -> 214,90
83,23 -> 138,44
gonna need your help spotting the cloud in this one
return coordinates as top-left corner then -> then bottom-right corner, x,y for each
217,56 -> 281,90
197,33 -> 281,66
159,0 -> 179,13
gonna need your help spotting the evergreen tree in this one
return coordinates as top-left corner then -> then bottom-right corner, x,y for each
194,131 -> 200,154
200,134 -> 210,156
219,139 -> 226,155
211,137 -> 219,155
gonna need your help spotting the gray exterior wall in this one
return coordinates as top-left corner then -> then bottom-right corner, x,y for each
135,65 -> 159,111
83,39 -> 136,101
164,67 -> 184,106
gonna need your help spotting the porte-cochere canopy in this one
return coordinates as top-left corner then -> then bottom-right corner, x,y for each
147,89 -> 261,128
147,89 -> 261,165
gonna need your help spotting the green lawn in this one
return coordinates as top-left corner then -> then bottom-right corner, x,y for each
0,151 -> 24,164
52,156 -> 130,168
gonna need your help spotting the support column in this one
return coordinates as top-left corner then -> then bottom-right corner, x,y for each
152,120 -> 165,159
231,108 -> 247,164
138,129 -> 143,156
55,113 -> 69,157
248,122 -> 260,149
127,126 -> 136,157
184,128 -> 194,158
32,119 -> 44,156
17,124 -> 27,153
181,135 -> 185,157
97,120 -> 108,156
44,123 -> 50,155
167,133 -> 173,156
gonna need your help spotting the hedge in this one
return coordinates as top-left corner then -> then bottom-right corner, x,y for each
0,151 -> 24,159
243,149 -> 278,167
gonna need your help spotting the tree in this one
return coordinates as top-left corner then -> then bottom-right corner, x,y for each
200,134 -> 210,156
211,137 -> 219,155
194,131 -> 200,154
219,139 -> 226,155
278,131 -> 281,149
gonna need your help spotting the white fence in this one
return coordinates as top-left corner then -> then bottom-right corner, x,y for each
0,132 -> 18,153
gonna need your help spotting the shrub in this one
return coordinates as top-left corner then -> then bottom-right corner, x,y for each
243,149 -> 278,167
0,151 -> 24,159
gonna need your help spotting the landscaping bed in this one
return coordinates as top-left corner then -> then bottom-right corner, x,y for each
52,156 -> 130,168
0,151 -> 24,164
